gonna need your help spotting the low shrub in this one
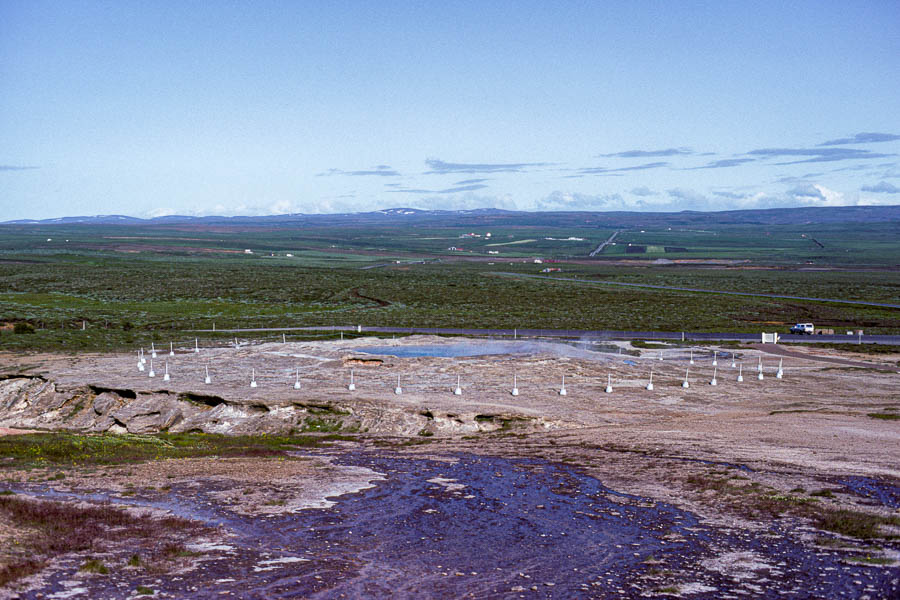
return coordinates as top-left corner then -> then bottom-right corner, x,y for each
13,322 -> 35,334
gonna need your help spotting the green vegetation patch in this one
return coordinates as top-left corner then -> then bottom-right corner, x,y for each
301,417 -> 345,432
814,509 -> 900,540
845,555 -> 895,565
630,340 -> 670,349
79,558 -> 109,574
868,413 -> 900,421
685,470 -> 900,540
0,432 -> 348,469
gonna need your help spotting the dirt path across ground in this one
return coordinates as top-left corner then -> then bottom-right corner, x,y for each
0,427 -> 38,436
750,343 -> 899,371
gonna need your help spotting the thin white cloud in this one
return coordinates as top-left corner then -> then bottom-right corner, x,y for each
786,183 -> 846,206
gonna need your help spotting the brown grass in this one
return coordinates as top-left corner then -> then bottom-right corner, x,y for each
0,494 -> 207,586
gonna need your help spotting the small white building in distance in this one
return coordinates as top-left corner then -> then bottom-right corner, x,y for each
244,249 -> 253,254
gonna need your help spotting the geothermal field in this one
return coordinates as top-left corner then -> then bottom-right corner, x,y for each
1,335 -> 898,598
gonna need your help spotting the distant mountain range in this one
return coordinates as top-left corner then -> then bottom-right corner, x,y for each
4,205 -> 899,228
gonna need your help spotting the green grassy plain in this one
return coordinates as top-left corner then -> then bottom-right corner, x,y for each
1,219 -> 898,352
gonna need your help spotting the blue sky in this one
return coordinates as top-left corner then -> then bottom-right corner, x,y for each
2,1 -> 899,219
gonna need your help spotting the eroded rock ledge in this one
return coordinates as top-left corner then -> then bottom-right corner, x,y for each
0,375 -> 545,436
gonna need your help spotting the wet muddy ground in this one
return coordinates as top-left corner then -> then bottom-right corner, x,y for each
6,448 -> 899,599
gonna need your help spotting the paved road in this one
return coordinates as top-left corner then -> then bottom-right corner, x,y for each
360,259 -> 430,270
588,230 -> 619,257
192,325 -> 900,345
492,272 -> 900,309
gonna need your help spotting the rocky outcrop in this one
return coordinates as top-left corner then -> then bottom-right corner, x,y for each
0,375 -> 540,436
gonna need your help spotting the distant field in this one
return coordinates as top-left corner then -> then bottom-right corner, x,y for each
0,218 -> 898,352
2,217 -> 899,264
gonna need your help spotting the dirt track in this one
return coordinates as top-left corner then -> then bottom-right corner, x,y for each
751,342 -> 900,371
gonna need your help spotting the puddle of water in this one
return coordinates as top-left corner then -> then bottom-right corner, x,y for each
837,476 -> 900,508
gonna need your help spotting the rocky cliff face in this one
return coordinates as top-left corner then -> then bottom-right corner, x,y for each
0,374 -> 527,436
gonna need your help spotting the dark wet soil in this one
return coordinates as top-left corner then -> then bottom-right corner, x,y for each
9,451 -> 900,599
838,476 -> 900,509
